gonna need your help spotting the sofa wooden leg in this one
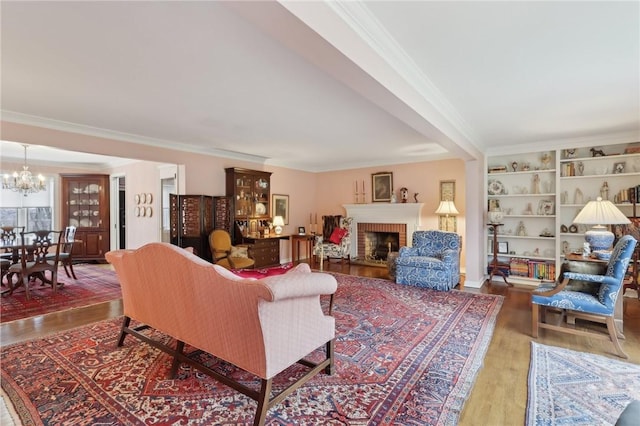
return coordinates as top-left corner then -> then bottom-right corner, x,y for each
117,316 -> 131,347
325,339 -> 335,375
254,379 -> 272,426
169,340 -> 185,379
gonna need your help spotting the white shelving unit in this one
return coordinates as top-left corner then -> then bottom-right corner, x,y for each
486,143 -> 639,287
559,144 -> 640,261
486,151 -> 557,286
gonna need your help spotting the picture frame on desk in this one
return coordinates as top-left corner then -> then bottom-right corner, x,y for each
298,226 -> 305,235
498,242 -> 509,254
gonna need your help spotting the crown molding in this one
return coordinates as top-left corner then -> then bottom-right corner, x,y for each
1,110 -> 270,165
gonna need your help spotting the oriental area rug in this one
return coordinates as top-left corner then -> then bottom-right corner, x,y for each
0,264 -> 121,323
526,342 -> 640,426
1,273 -> 503,425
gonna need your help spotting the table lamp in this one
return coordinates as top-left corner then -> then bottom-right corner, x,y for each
272,216 -> 285,235
572,197 -> 630,251
435,200 -> 459,232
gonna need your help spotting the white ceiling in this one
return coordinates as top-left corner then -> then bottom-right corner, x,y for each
1,1 -> 638,171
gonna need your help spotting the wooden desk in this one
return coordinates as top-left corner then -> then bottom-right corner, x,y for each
291,234 -> 315,264
242,234 -> 289,268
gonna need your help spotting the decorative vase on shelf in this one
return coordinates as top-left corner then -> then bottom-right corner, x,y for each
488,208 -> 504,224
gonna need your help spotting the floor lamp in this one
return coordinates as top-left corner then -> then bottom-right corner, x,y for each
435,200 -> 459,232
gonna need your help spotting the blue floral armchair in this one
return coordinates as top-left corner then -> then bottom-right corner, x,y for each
395,230 -> 461,291
531,235 -> 637,358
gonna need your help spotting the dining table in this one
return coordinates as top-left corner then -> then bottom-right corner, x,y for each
0,235 -> 76,296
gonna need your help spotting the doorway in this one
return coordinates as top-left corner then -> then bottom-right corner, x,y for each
110,175 -> 126,250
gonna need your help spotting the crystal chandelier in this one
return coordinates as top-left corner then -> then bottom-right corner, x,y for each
2,145 -> 46,196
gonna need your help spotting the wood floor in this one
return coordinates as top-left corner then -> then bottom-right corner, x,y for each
1,260 -> 639,425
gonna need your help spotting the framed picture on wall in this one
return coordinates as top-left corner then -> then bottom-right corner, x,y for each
272,194 -> 289,225
439,180 -> 455,201
372,172 -> 393,202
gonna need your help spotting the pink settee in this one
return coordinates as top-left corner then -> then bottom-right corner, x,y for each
105,242 -> 337,426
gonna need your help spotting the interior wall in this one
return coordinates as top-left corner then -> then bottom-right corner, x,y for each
314,158 -> 467,268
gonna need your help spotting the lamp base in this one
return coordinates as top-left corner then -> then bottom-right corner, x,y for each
274,225 -> 283,235
585,226 -> 614,251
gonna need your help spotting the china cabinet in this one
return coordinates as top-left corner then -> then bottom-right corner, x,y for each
169,194 -> 214,261
60,174 -> 110,261
225,168 -> 272,244
486,142 -> 640,287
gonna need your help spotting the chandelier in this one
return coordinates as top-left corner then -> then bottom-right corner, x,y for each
2,145 -> 46,196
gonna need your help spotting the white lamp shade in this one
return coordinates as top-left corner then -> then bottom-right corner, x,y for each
572,197 -> 631,226
435,201 -> 459,215
273,215 -> 285,235
573,197 -> 630,251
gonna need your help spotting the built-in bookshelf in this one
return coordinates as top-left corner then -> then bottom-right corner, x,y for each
486,142 -> 640,287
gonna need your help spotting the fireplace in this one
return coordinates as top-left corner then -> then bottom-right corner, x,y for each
359,223 -> 406,261
344,203 -> 423,260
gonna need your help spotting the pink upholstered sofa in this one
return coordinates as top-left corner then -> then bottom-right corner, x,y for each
105,242 -> 337,426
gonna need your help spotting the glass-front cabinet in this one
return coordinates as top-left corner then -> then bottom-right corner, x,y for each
225,168 -> 272,244
60,174 -> 110,261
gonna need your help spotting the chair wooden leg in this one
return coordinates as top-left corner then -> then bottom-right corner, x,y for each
68,262 -> 77,279
606,316 -> 629,359
532,303 -> 539,338
253,378 -> 272,426
22,274 -> 31,300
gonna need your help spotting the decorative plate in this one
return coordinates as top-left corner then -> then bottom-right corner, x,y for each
256,178 -> 268,189
146,193 -> 153,204
146,207 -> 153,217
135,194 -> 140,204
140,193 -> 147,204
135,207 -> 141,217
255,203 -> 266,215
488,180 -> 505,195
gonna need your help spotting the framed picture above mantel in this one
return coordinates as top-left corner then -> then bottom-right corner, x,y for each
372,172 -> 393,202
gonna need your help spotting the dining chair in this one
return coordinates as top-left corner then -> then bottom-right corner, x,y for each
6,230 -> 63,300
48,226 -> 77,279
0,226 -> 25,263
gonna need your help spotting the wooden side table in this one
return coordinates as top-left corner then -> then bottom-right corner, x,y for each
290,234 -> 315,264
487,223 -> 511,286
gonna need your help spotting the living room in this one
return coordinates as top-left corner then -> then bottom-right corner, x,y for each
1,1 -> 639,425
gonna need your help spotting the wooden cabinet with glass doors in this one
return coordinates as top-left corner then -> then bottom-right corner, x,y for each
225,168 -> 272,244
60,174 -> 110,261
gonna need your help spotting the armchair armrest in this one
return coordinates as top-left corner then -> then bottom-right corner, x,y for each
563,271 -> 614,286
399,246 -> 419,257
262,265 -> 337,301
441,248 -> 457,263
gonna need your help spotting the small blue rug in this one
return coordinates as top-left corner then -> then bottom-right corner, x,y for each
527,342 -> 640,425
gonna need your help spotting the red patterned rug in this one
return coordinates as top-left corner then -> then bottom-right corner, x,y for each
1,273 -> 503,425
0,264 -> 121,323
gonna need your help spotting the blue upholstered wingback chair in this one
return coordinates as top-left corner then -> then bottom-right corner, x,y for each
395,230 -> 461,291
531,235 -> 637,358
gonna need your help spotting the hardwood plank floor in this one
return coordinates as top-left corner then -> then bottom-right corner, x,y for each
1,260 -> 638,425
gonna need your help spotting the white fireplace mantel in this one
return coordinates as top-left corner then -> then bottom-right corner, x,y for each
344,203 -> 424,258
